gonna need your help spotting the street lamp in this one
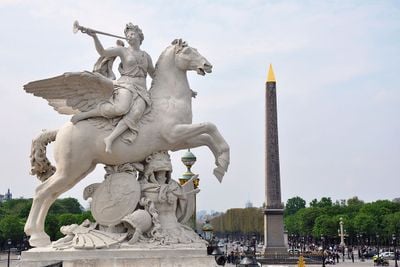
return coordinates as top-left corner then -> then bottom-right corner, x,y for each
212,245 -> 226,266
252,234 -> 257,258
236,242 -> 259,267
290,234 -> 295,255
337,217 -> 347,262
321,235 -> 326,267
7,238 -> 12,267
393,234 -> 398,267
376,234 -> 380,259
360,234 -> 365,262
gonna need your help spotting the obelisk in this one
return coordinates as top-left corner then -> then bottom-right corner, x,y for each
264,64 -> 287,254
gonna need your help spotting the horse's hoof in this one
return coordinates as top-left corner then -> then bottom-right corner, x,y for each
217,157 -> 229,172
28,232 -> 51,247
213,166 -> 225,183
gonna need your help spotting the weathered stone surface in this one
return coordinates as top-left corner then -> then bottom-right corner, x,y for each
21,247 -> 215,267
23,22 -> 230,248
264,68 -> 287,253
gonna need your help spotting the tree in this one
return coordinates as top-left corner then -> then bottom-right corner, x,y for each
49,198 -> 83,214
310,197 -> 333,209
45,214 -> 60,241
382,212 -> 400,238
210,207 -> 263,235
312,214 -> 337,238
0,198 -> 32,218
0,215 -> 24,243
284,213 -> 301,234
296,207 -> 323,236
285,196 -> 306,216
353,213 -> 377,236
347,196 -> 364,206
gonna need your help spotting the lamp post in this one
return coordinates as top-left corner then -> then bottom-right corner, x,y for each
236,237 -> 259,267
338,217 -> 345,247
290,234 -> 295,255
179,149 -> 199,230
376,234 -> 380,259
337,217 -> 347,262
202,220 -> 214,255
321,235 -> 326,267
252,234 -> 257,258
360,234 -> 365,262
393,234 -> 398,267
7,238 -> 12,267
212,245 -> 227,266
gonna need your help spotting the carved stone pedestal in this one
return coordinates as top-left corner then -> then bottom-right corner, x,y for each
21,246 -> 215,267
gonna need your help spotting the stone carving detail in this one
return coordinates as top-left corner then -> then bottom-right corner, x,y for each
23,21 -> 230,248
52,220 -> 127,250
52,151 -> 205,250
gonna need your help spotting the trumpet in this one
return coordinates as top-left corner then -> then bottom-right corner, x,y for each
73,20 -> 128,40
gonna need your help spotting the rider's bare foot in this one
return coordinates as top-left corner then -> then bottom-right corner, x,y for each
104,137 -> 113,153
71,113 -> 87,124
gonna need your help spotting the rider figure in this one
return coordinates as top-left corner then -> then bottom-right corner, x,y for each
71,23 -> 155,153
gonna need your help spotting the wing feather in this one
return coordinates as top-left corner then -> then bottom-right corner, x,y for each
24,71 -> 114,115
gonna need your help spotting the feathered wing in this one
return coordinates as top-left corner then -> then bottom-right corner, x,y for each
24,71 -> 114,115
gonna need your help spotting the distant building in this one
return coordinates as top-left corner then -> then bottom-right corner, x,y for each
0,189 -> 12,202
245,200 -> 253,208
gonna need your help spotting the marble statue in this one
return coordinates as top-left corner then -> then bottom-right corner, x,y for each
23,21 -> 230,249
71,23 -> 155,153
51,151 -> 204,250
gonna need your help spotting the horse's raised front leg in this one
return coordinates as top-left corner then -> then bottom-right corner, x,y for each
164,122 -> 230,181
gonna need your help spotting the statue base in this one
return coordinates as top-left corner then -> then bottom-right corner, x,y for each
21,246 -> 215,267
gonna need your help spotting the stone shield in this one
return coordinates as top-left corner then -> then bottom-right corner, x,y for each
91,172 -> 141,226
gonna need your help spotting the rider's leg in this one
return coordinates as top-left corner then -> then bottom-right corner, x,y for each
104,121 -> 128,153
71,89 -> 132,124
104,98 -> 146,153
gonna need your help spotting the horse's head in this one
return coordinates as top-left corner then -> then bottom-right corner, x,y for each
172,39 -> 212,76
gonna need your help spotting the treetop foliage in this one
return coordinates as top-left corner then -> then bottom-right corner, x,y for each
208,196 -> 400,243
0,197 -> 89,247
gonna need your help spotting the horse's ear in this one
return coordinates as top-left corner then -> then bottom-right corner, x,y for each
172,39 -> 184,45
172,39 -> 182,45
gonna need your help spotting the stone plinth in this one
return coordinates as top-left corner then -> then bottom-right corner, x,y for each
21,246 -> 215,267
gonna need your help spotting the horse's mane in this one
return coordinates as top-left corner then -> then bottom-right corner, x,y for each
149,45 -> 173,94
137,45 -> 175,127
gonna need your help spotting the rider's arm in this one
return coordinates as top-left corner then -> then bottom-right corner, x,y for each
146,53 -> 156,79
88,31 -> 122,58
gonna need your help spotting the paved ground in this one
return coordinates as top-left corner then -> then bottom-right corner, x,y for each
224,258 -> 397,267
0,254 -> 397,266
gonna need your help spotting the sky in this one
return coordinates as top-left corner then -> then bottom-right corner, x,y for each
0,0 -> 399,213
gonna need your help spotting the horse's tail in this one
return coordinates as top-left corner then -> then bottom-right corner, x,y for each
30,129 -> 58,182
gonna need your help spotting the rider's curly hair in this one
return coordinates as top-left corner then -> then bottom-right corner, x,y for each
124,23 -> 144,44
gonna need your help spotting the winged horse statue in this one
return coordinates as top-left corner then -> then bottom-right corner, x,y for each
23,39 -> 230,247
